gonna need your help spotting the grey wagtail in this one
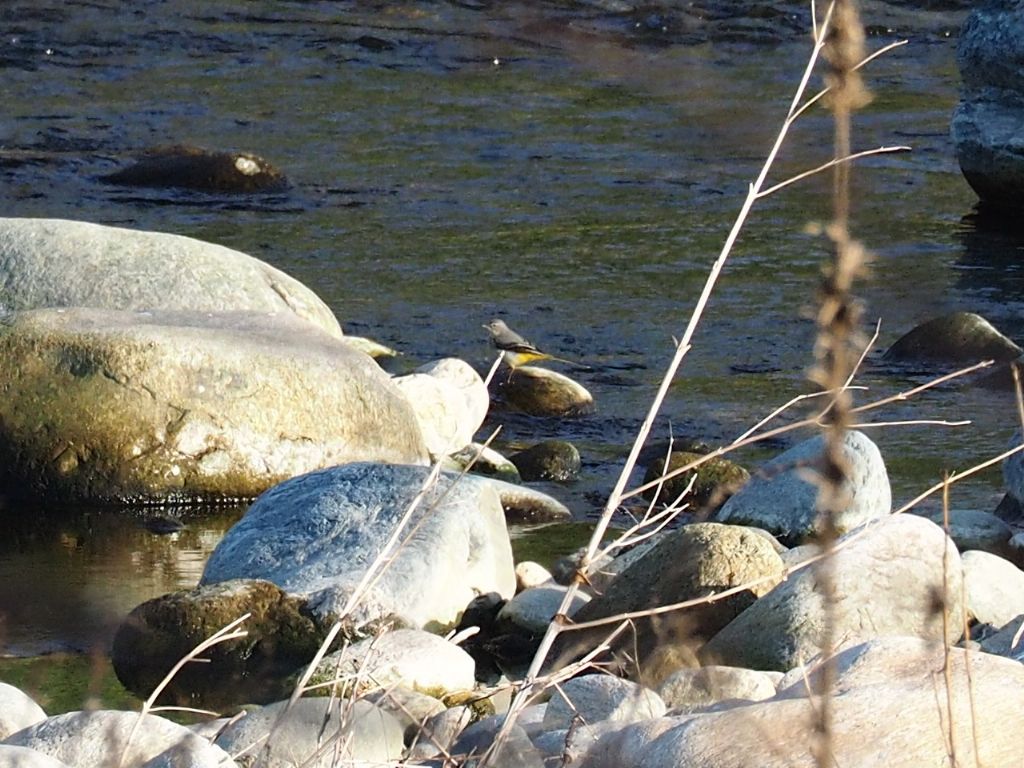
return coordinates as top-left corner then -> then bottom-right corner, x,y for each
484,319 -> 578,369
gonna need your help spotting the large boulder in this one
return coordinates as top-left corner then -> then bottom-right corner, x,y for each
0,217 -> 339,335
701,514 -> 964,671
493,366 -> 595,417
952,3 -> 1024,210
0,684 -> 46,740
0,308 -> 427,503
961,550 -> 1024,628
581,637 -> 1024,768
551,523 -> 785,676
3,710 -> 236,768
201,463 -> 517,630
883,311 -> 1021,366
541,675 -> 665,731
712,430 -> 891,545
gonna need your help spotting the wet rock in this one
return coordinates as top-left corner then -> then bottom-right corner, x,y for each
4,710 -> 236,768
448,443 -> 522,483
201,463 -> 516,630
214,698 -> 404,767
510,440 -> 582,482
541,675 -> 665,731
111,579 -> 328,706
595,637 -> 1024,768
952,5 -> 1024,210
918,508 -> 1012,559
393,358 -> 489,459
307,628 -> 475,697
883,311 -> 1021,365
496,584 -> 590,636
489,478 -> 572,524
0,308 -> 427,503
0,218 -> 341,337
656,666 -> 776,714
101,146 -> 288,193
642,451 -> 749,512
701,515 -> 964,671
712,430 -> 891,546
0,683 -> 46,740
552,523 -> 784,675
1003,430 -> 1024,507
977,613 -> 1024,659
962,550 -> 1024,628
493,366 -> 595,417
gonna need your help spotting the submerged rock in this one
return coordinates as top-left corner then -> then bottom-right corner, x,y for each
0,308 -> 426,503
883,311 -> 1021,365
101,146 -> 289,193
0,217 -> 340,337
493,366 -> 595,417
201,463 -> 517,630
712,430 -> 891,545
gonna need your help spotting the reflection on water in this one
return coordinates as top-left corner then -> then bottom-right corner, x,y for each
0,0 -> 1013,657
0,503 -> 245,656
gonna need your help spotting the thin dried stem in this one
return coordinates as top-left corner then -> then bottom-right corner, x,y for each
756,145 -> 910,199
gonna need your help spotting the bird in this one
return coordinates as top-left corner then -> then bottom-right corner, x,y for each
483,318 -> 578,369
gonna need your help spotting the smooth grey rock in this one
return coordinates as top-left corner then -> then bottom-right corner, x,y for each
978,613 -> 1024,660
496,584 -> 590,636
202,463 -> 516,629
542,675 -> 665,730
884,312 -> 1021,365
364,686 -> 447,734
962,550 -> 1024,627
0,684 -> 46,740
712,430 -> 891,545
493,366 -> 595,418
0,308 -> 427,503
0,746 -> 72,768
449,710 -> 547,767
701,515 -> 964,671
554,523 -> 784,679
656,666 -> 777,713
4,710 -> 235,768
393,358 -> 488,459
952,5 -> 1024,209
307,628 -> 475,697
214,698 -> 403,767
919,508 -> 1012,559
406,705 -> 474,761
590,636 -> 1024,768
487,478 -> 572,524
0,217 -> 339,336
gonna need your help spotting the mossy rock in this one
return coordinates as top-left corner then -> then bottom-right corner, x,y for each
510,440 -> 581,482
642,451 -> 749,512
493,366 -> 594,418
884,311 -> 1021,365
111,579 -> 333,708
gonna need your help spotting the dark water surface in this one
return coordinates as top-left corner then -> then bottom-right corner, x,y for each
0,1 -> 1013,658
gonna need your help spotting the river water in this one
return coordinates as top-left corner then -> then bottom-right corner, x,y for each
0,1 -> 1013,657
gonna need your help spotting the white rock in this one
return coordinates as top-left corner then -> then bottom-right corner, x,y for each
542,675 -> 665,731
0,746 -> 73,767
308,628 -> 475,696
3,710 -> 235,768
656,666 -> 777,713
962,550 -> 1024,627
0,683 -> 46,740
712,430 -> 891,544
497,584 -> 590,635
393,358 -> 488,458
515,561 -> 553,591
214,698 -> 403,767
